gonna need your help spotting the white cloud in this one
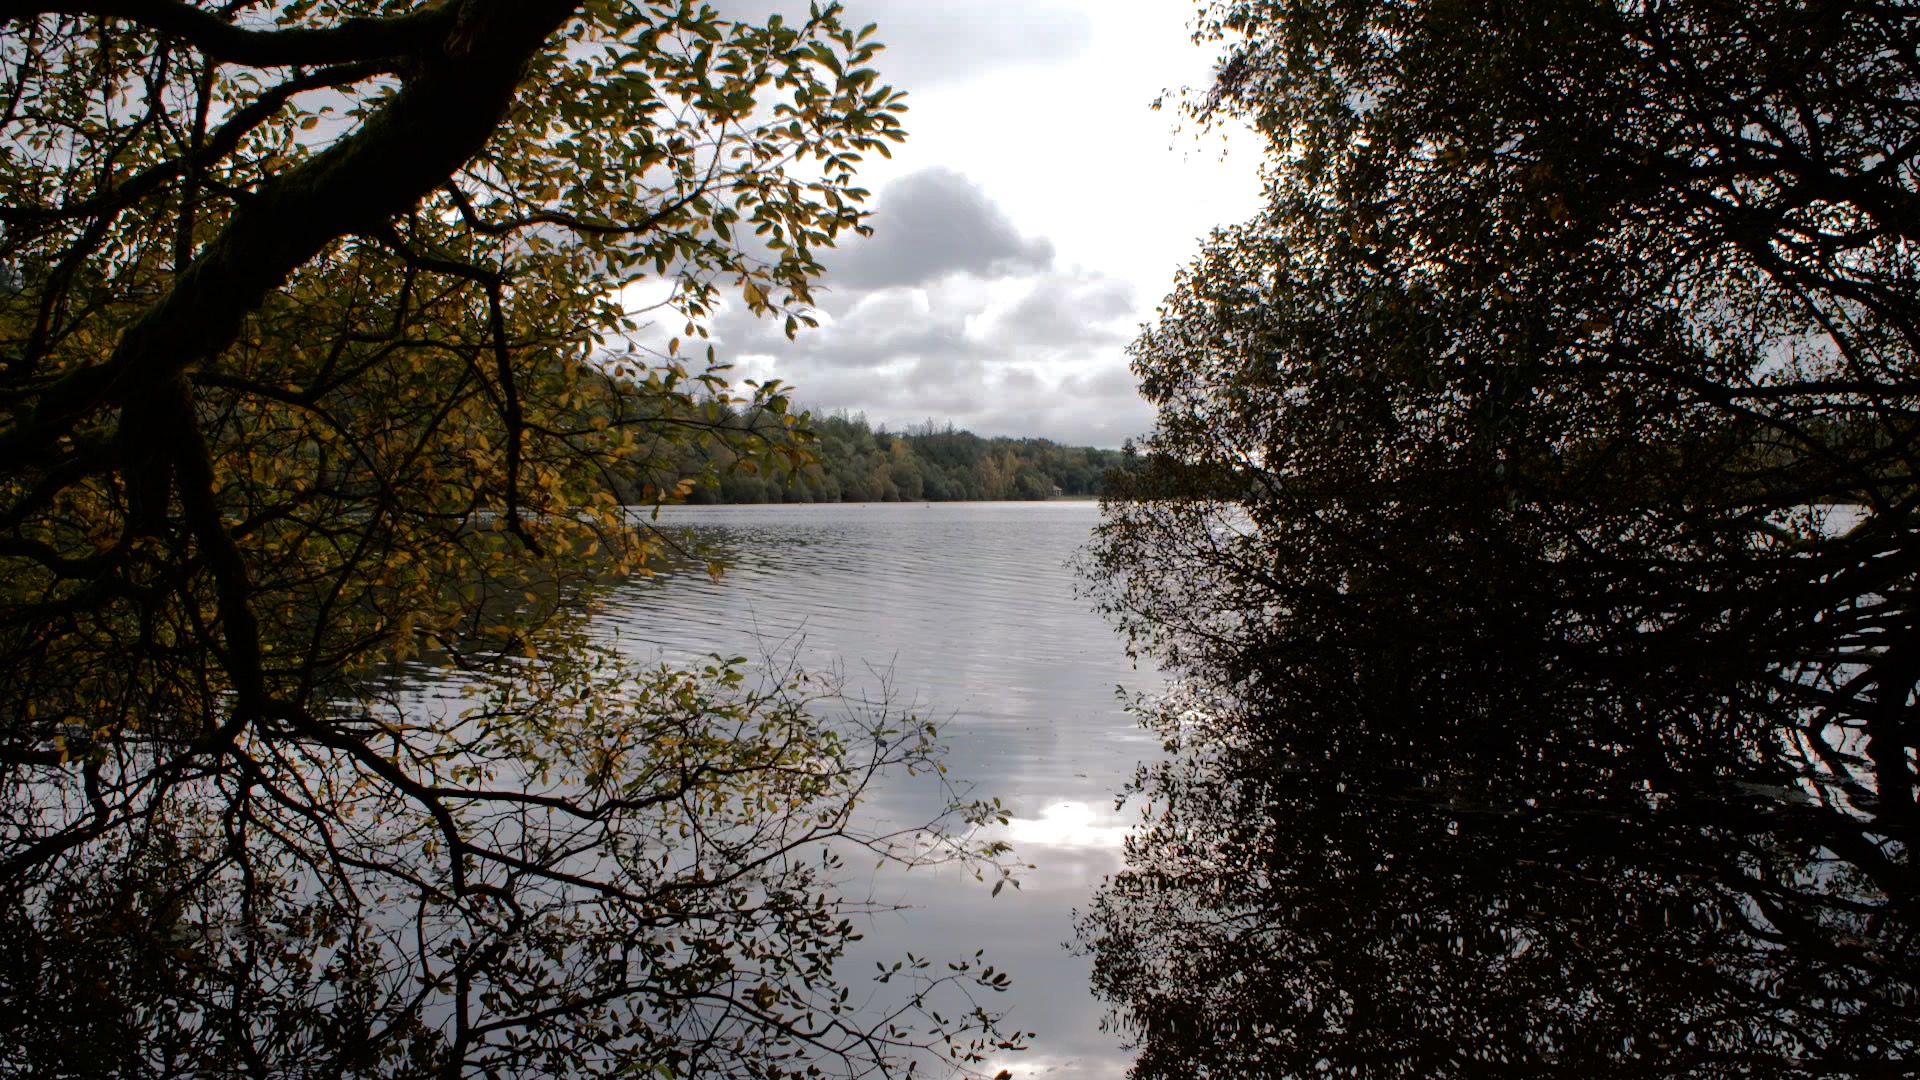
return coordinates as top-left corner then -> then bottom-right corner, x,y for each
662,3 -> 1267,446
699,166 -> 1160,446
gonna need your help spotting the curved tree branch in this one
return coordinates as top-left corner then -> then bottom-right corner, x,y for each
3,0 -> 584,465
1,0 -> 455,67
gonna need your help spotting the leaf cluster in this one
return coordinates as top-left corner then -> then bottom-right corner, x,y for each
0,2 -> 1018,1074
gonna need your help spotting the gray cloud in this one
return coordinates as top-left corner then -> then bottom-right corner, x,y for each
701,167 -> 1152,447
717,286 -> 972,372
983,272 -> 1136,348
711,274 -> 1151,446
720,333 -> 1152,447
717,263 -> 1136,381
825,168 -> 1053,289
953,364 -> 1154,449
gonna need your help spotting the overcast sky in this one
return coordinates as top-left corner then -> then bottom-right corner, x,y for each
695,1 -> 1266,448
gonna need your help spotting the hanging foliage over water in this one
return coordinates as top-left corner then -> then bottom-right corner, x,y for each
0,3 -> 1020,1074
1085,0 -> 1920,1074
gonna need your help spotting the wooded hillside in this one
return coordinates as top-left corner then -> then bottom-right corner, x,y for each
673,409 -> 1128,504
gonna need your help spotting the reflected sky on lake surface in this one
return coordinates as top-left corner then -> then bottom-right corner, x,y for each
598,501 -> 1158,1079
593,501 -> 1920,1079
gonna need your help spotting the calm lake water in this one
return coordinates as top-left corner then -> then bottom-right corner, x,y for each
596,501 -> 1157,1079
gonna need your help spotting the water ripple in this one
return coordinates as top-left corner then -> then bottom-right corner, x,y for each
591,502 -> 1158,1076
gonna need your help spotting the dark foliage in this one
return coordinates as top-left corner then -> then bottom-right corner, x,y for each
0,4 -> 1017,1075
673,410 -> 1128,504
1083,1 -> 1920,1075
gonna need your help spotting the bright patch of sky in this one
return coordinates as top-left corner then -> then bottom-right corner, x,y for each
703,1 -> 1266,448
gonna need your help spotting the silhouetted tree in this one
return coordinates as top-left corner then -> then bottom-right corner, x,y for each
0,4 -> 1017,1074
1085,1 -> 1920,1075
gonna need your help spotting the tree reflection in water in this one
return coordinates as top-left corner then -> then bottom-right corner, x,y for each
1077,0 -> 1920,1072
1079,634 -> 1917,1077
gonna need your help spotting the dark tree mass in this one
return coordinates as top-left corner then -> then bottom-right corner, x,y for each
1085,1 -> 1920,1076
0,4 -> 1017,1076
674,411 -> 1126,505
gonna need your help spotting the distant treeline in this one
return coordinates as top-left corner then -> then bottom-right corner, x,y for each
685,411 -> 1127,504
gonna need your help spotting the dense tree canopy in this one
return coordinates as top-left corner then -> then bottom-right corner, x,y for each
671,411 -> 1126,504
1102,0 -> 1920,687
0,2 -> 1018,1075
1086,0 -> 1920,1075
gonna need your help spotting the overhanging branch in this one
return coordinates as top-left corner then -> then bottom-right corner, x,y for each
1,0 -> 455,67
2,0 -> 583,467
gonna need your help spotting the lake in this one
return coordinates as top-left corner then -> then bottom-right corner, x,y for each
596,500 -> 1157,1080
